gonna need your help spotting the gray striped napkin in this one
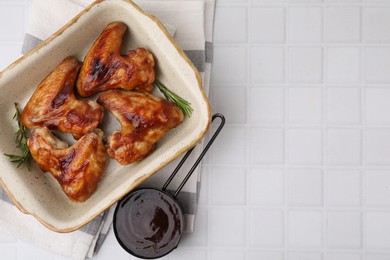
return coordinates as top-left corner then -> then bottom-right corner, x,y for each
0,0 -> 215,259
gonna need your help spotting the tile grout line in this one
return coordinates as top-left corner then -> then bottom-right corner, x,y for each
198,204 -> 390,211
247,0 -> 251,257
205,162 -> 211,260
283,1 -> 290,257
207,122 -> 390,130
245,0 -> 251,193
323,1 -> 328,255
321,3 -> 328,255
208,162 -> 390,171
361,0 -> 367,257
245,0 -> 251,258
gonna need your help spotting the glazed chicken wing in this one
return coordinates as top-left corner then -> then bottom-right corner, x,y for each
21,57 -> 104,138
97,90 -> 184,165
76,22 -> 155,97
28,127 -> 107,202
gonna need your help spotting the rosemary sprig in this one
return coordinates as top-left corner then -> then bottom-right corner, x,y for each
154,80 -> 193,117
4,103 -> 32,170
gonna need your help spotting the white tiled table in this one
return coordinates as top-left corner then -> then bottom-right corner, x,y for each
2,0 -> 390,259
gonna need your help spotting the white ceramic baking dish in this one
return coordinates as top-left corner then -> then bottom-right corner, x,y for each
0,0 -> 210,232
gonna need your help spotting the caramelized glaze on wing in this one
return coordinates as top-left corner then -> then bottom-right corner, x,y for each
28,127 -> 107,202
97,90 -> 184,165
76,22 -> 155,97
21,57 -> 104,138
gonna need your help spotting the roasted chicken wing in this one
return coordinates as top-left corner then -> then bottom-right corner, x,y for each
28,127 -> 107,202
97,90 -> 184,165
76,22 -> 155,97
21,57 -> 104,139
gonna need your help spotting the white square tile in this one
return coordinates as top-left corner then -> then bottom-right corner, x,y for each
254,0 -> 286,2
210,166 -> 246,205
249,168 -> 284,205
251,47 -> 285,83
0,4 -> 24,41
365,88 -> 390,125
365,47 -> 390,83
365,212 -> 390,249
326,129 -> 361,165
287,168 -> 323,206
249,128 -> 284,164
248,251 -> 284,260
326,0 -> 362,2
214,7 -> 247,43
289,0 -> 323,4
327,211 -> 362,248
365,129 -> 390,165
365,253 -> 390,260
251,7 -> 285,43
210,208 -> 246,246
249,210 -> 284,247
364,7 -> 390,43
326,253 -> 361,260
289,47 -> 323,83
211,250 -> 245,260
327,87 -> 361,125
55,254 -> 73,260
211,87 -> 246,124
288,128 -> 323,164
0,233 -> 16,243
170,249 -> 207,260
326,169 -> 361,207
0,43 -> 23,71
288,210 -> 323,248
212,46 -> 247,84
288,7 -> 323,43
287,252 -> 323,260
364,170 -> 390,207
0,246 -> 16,260
210,126 -> 246,164
327,47 -> 361,83
249,88 -> 284,123
219,0 -> 248,3
288,87 -> 323,124
326,6 -> 361,43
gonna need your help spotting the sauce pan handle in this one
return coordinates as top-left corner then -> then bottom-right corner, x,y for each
162,113 -> 225,198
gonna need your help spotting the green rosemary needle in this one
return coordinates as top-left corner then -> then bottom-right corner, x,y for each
4,103 -> 32,170
154,80 -> 193,117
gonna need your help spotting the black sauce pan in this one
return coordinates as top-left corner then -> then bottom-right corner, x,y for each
113,113 -> 225,259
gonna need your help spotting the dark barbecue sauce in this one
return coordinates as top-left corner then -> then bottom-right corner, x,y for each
114,189 -> 184,259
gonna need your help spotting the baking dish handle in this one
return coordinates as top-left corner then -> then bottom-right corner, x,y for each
162,113 -> 225,198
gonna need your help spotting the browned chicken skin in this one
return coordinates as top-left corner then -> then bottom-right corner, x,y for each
97,90 -> 184,165
21,57 -> 104,138
28,127 -> 107,202
76,22 -> 155,97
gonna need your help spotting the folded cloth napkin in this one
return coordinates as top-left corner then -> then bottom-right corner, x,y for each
0,0 -> 215,259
